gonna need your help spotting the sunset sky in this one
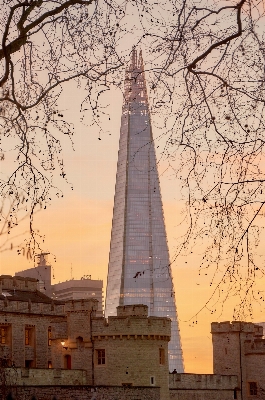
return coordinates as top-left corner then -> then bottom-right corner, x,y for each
1,0 -> 265,372
0,77 -> 219,373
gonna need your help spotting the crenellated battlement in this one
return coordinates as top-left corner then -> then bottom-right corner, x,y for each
64,298 -> 98,312
245,339 -> 265,354
169,373 -> 238,390
0,298 -> 65,315
116,304 -> 148,317
92,313 -> 171,339
211,321 -> 263,336
0,275 -> 38,291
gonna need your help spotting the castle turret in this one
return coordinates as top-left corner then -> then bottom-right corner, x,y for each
211,321 -> 264,400
93,304 -> 170,400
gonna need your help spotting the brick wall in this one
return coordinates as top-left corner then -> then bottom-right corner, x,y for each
0,313 -> 65,368
0,299 -> 64,315
1,385 -> 160,400
169,389 -> 237,400
169,373 -> 238,400
2,367 -> 87,385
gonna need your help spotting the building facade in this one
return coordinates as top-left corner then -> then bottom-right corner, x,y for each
169,373 -> 238,400
105,48 -> 184,372
15,252 -> 52,297
52,278 -> 103,316
212,321 -> 265,400
0,275 -> 170,399
1,276 -> 265,400
16,255 -> 103,316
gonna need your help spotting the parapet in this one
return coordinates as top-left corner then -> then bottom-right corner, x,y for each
245,339 -> 265,354
4,367 -> 87,386
211,321 -> 263,336
0,298 -> 65,315
0,275 -> 38,291
169,373 -> 238,390
117,304 -> 148,317
93,304 -> 170,340
64,298 -> 98,312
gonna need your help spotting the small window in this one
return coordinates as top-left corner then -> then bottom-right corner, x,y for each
25,327 -> 34,346
25,360 -> 34,368
159,348 -> 165,365
1,327 -> 7,344
96,349 -> 105,365
48,361 -> 52,369
249,382 -> 258,396
48,327 -> 52,346
150,376 -> 155,385
64,354 -> 71,369
25,329 -> 30,345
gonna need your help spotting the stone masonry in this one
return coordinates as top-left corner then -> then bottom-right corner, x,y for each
169,373 -> 238,400
211,321 -> 265,400
93,305 -> 171,400
1,385 -> 160,400
0,276 -> 170,399
3,275 -> 265,400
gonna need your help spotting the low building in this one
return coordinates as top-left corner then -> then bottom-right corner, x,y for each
15,253 -> 52,297
16,255 -> 104,316
52,277 -> 103,316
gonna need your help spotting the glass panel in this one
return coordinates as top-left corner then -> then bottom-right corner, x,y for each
105,50 -> 184,372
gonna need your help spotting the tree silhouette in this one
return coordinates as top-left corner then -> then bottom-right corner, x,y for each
0,0 -> 125,255
1,0 -> 265,317
144,0 -> 265,318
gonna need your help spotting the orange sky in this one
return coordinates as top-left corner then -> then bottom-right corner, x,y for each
1,77 -> 265,374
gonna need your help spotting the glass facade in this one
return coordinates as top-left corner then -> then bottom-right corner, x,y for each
105,49 -> 184,372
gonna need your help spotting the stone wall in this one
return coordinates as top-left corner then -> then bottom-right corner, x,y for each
169,373 -> 238,400
0,299 -> 65,315
3,367 -> 87,385
0,275 -> 38,292
169,389 -> 237,400
0,293 -> 168,398
1,385 -> 160,400
0,313 -> 65,368
93,314 -> 171,338
116,304 -> 148,317
92,311 -> 170,400
211,321 -> 265,400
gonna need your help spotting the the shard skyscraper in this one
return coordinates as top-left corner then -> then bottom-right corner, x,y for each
105,48 -> 184,372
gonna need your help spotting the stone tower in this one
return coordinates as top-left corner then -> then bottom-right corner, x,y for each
105,48 -> 184,372
211,321 -> 264,400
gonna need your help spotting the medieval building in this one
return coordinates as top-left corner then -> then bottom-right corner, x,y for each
0,274 -> 264,399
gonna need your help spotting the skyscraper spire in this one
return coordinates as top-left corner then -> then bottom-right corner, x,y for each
105,48 -> 184,372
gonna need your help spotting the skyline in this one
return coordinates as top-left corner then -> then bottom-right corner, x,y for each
1,59 -> 265,375
0,76 -> 215,373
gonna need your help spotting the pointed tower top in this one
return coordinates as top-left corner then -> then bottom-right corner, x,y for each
130,47 -> 144,71
131,46 -> 137,69
105,48 -> 184,372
